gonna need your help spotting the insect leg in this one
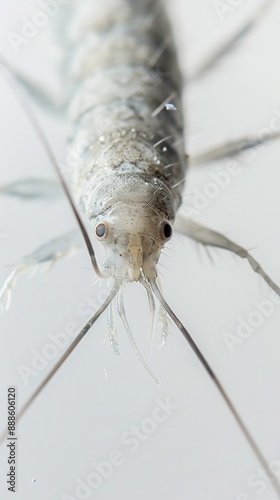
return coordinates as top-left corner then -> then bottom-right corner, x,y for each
188,0 -> 275,83
174,215 -> 280,296
0,280 -> 121,444
0,229 -> 81,311
0,177 -> 62,200
0,57 -> 66,113
190,130 -> 280,166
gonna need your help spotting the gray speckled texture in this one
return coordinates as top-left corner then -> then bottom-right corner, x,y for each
64,0 -> 186,227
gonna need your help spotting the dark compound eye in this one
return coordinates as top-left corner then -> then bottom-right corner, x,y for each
95,222 -> 107,239
159,220 -> 173,241
163,223 -> 172,238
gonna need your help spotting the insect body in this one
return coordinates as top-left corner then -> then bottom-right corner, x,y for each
67,0 -> 185,285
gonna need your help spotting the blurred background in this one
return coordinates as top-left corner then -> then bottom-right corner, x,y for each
1,1 -> 280,499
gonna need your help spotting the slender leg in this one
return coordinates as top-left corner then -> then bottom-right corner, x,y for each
0,229 -> 81,311
0,177 -> 62,200
0,56 -> 66,112
190,130 -> 280,166
174,215 -> 280,296
188,0 -> 275,82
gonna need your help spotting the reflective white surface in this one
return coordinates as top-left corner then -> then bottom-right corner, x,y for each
1,1 -> 280,499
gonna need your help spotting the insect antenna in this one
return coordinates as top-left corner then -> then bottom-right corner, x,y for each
149,278 -> 280,497
0,279 -> 121,444
7,76 -> 107,279
0,74 -> 120,438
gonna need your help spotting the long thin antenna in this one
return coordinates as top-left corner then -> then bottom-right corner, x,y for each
8,76 -> 107,279
0,280 -> 121,444
189,130 -> 280,166
150,278 -> 280,498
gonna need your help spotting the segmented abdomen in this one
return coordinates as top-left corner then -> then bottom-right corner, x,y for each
65,0 -> 186,221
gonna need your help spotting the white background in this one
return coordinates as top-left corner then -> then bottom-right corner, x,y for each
1,1 -> 280,499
